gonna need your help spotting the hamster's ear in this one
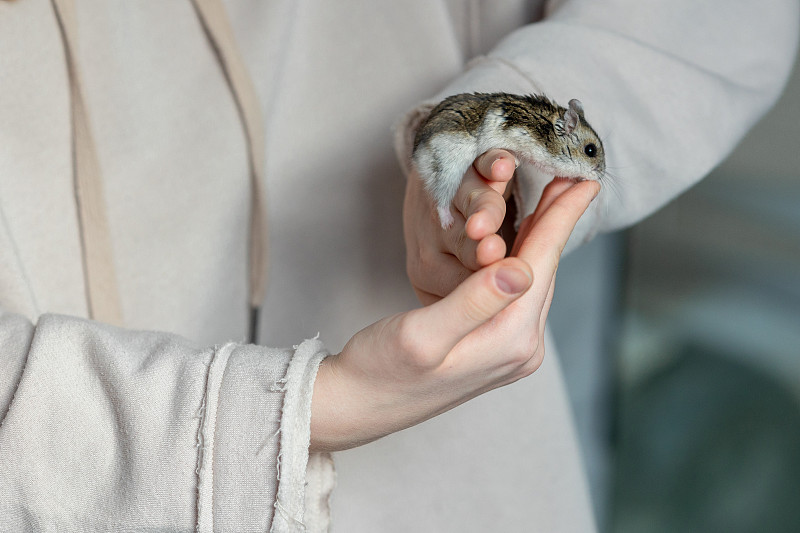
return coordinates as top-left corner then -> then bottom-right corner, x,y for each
568,99 -> 585,118
555,100 -> 581,136
567,98 -> 586,121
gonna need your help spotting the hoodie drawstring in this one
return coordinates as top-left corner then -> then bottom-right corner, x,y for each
191,0 -> 269,344
51,0 -> 123,326
51,0 -> 268,342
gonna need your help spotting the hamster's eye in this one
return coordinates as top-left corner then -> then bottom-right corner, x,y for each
584,143 -> 597,157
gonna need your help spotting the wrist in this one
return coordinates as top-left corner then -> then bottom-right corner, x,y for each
309,345 -> 443,453
309,354 -> 395,453
309,355 -> 350,452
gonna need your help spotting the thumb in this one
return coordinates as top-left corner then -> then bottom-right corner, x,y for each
407,258 -> 532,357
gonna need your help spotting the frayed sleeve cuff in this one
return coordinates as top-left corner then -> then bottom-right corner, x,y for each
270,338 -> 333,533
209,338 -> 334,533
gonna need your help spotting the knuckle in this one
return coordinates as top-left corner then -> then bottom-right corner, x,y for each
451,237 -> 480,272
417,245 -> 438,272
453,229 -> 469,255
525,340 -> 546,374
461,290 -> 497,324
524,350 -> 545,375
525,235 -> 562,272
509,335 -> 544,375
463,188 -> 484,213
474,152 -> 490,174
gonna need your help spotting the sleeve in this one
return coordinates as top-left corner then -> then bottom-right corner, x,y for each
395,0 -> 800,253
0,311 -> 334,533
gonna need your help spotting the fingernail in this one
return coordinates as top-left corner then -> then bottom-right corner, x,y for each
495,267 -> 531,294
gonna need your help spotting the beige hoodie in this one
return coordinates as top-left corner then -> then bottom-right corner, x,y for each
0,0 -> 797,531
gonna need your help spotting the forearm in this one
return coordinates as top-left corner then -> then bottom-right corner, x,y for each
0,312 -> 330,531
396,0 -> 800,251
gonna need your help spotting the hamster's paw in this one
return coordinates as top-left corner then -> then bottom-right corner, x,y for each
437,205 -> 455,230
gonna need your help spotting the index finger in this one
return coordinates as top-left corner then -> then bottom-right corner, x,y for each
512,180 -> 599,270
452,169 -> 507,242
474,149 -> 517,192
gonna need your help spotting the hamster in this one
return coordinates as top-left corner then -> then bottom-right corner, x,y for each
412,93 -> 605,228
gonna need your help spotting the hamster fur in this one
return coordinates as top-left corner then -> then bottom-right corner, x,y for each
412,93 -> 605,228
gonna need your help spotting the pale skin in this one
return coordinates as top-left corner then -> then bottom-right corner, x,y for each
405,148 -> 520,304
310,149 -> 599,452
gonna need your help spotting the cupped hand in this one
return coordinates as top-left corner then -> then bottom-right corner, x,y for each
311,179 -> 600,452
404,149 -> 518,305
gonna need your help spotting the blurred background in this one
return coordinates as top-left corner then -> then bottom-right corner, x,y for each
551,46 -> 800,532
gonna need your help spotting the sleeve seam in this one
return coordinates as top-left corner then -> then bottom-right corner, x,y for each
195,341 -> 237,533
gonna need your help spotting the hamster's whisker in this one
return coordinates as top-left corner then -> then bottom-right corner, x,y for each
598,170 -> 624,207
